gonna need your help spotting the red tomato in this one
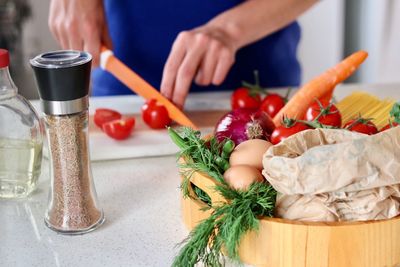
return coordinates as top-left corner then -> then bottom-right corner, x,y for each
94,108 -> 122,129
231,87 -> 261,110
305,101 -> 341,127
344,119 -> 378,135
270,122 -> 310,145
259,94 -> 285,118
102,117 -> 135,140
380,122 -> 399,132
141,99 -> 171,129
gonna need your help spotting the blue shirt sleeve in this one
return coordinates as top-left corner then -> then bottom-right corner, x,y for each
92,0 -> 301,96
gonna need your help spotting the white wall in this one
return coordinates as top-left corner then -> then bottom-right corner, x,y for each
297,0 -> 344,83
18,0 -> 58,99
23,0 -> 58,58
355,0 -> 400,84
344,0 -> 386,83
377,1 -> 400,83
299,0 -> 400,85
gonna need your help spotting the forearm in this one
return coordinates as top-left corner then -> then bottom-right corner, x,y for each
208,0 -> 318,50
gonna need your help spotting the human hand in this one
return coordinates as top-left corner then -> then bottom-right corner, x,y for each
160,24 -> 239,109
48,0 -> 112,66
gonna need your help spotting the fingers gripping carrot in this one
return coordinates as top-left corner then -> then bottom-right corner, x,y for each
273,50 -> 368,126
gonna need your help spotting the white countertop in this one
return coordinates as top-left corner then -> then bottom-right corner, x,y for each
1,157 -> 186,267
1,83 -> 399,267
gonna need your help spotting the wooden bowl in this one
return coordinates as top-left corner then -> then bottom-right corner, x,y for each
181,169 -> 400,267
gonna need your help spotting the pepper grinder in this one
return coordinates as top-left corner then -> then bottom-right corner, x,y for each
30,50 -> 104,234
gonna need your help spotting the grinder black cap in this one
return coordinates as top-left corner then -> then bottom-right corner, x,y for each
30,50 -> 92,115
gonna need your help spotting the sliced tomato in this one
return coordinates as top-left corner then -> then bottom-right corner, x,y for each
259,93 -> 285,118
141,99 -> 171,129
305,100 -> 341,128
344,118 -> 378,135
94,108 -> 122,129
380,122 -> 399,132
102,117 -> 135,140
270,120 -> 310,145
231,87 -> 261,110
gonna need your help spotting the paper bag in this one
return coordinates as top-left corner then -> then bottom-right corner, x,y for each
262,127 -> 400,222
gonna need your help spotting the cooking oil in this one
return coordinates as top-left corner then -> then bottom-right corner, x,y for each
0,138 -> 42,198
0,49 -> 43,198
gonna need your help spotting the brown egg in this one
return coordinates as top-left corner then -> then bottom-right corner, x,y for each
229,139 -> 272,170
223,165 -> 264,191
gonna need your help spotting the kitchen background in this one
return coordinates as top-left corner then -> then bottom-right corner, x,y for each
1,0 -> 399,99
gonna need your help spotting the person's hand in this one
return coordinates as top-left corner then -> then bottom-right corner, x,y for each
160,0 -> 317,109
48,0 -> 112,66
160,24 -> 239,109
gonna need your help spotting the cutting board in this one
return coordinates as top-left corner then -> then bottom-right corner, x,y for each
87,110 -> 228,161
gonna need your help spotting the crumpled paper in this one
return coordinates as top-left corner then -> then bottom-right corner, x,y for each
262,127 -> 400,222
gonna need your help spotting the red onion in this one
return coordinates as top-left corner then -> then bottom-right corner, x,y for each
214,108 -> 275,145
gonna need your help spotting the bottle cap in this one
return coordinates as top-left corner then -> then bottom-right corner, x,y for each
30,50 -> 92,115
0,49 -> 10,68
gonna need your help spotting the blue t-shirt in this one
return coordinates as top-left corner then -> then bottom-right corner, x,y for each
92,0 -> 301,96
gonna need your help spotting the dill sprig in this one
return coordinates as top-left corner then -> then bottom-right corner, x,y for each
169,127 -> 230,197
192,184 -> 212,206
168,127 -> 277,267
172,183 -> 277,267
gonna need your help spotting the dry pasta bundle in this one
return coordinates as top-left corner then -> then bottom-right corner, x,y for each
337,91 -> 395,129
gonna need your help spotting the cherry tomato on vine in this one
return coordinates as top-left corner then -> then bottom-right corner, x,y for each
344,118 -> 378,135
380,122 -> 399,132
94,108 -> 122,129
259,93 -> 285,118
270,120 -> 310,145
305,100 -> 341,128
141,99 -> 171,129
102,117 -> 135,140
231,87 -> 261,110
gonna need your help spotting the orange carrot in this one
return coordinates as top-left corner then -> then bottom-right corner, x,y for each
100,46 -> 198,130
273,50 -> 368,126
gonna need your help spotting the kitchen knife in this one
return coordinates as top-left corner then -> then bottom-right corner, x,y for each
100,46 -> 198,129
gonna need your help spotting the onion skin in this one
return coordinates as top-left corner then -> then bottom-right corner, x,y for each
214,108 -> 275,145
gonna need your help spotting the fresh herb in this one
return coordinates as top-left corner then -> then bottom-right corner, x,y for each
169,127 -> 226,200
192,184 -> 211,207
169,127 -> 231,188
390,102 -> 400,124
172,182 -> 277,267
168,127 -> 277,267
